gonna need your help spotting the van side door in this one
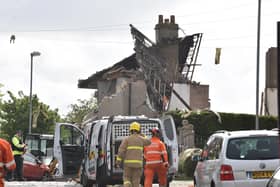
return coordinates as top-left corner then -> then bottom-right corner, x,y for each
53,123 -> 85,178
160,115 -> 179,174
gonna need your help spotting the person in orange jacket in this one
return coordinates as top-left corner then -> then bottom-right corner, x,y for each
0,138 -> 16,187
144,127 -> 169,187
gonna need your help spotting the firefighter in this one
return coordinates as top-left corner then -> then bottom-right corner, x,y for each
11,130 -> 26,181
144,127 -> 169,187
0,138 -> 16,187
116,121 -> 151,187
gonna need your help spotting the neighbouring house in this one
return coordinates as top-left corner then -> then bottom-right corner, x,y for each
263,47 -> 278,116
78,15 -> 210,124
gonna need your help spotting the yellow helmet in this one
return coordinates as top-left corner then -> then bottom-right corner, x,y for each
129,121 -> 141,132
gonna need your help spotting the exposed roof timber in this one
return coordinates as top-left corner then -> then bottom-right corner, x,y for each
78,54 -> 138,89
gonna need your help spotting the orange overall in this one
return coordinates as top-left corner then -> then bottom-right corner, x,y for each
0,138 -> 16,187
144,137 -> 168,187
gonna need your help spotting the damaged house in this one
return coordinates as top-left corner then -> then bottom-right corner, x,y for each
78,15 -> 210,121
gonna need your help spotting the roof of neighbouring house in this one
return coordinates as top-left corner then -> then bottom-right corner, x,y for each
78,53 -> 138,89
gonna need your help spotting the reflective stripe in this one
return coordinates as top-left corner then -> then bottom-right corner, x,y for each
5,160 -> 15,168
145,160 -> 163,164
124,180 -> 131,185
117,156 -> 122,161
146,150 -> 162,154
127,146 -> 143,150
161,151 -> 167,154
124,160 -> 143,164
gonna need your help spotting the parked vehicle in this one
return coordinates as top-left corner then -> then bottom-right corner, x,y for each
193,129 -> 280,187
267,167 -> 280,187
25,133 -> 54,165
53,115 -> 178,187
23,152 -> 51,181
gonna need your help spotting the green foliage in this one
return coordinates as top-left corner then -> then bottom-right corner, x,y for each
64,94 -> 98,124
0,91 -> 61,140
166,110 -> 278,148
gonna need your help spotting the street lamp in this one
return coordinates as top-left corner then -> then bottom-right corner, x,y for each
255,0 -> 261,129
29,51 -> 41,134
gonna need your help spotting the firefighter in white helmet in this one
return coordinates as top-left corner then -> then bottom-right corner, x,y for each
116,121 -> 151,187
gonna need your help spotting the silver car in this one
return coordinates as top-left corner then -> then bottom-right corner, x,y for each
193,130 -> 280,187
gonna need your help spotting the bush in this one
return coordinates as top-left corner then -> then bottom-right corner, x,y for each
178,148 -> 202,177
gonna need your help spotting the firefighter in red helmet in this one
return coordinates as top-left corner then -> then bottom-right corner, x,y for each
144,127 -> 169,187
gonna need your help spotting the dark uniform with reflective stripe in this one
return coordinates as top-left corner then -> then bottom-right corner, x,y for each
11,134 -> 26,181
117,133 -> 151,187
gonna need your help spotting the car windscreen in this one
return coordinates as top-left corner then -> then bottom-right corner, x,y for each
226,136 -> 279,160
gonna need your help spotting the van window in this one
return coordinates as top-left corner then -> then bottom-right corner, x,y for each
60,125 -> 83,146
227,136 -> 279,160
162,118 -> 174,140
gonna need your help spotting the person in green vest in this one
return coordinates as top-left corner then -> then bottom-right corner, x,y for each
11,130 -> 26,181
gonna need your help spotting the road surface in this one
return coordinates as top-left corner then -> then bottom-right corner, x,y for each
5,180 -> 194,187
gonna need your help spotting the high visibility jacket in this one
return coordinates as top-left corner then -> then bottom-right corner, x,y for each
0,138 -> 16,187
144,136 -> 168,165
117,133 -> 151,168
11,135 -> 25,156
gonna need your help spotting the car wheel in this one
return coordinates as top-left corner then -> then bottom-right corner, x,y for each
42,172 -> 51,181
166,181 -> 170,187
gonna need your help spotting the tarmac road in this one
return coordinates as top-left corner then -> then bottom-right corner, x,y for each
5,180 -> 194,187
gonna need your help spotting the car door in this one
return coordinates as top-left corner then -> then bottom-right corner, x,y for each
53,123 -> 85,178
195,136 -> 223,186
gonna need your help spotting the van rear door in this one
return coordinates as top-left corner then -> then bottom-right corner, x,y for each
53,123 -> 85,178
86,122 -> 103,180
160,115 -> 179,174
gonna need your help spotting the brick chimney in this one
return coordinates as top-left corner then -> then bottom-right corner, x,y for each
155,15 -> 179,44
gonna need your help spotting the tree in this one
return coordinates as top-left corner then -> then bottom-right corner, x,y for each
64,94 -> 98,124
0,91 -> 61,139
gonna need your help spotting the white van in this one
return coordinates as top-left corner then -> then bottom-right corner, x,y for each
53,115 -> 178,187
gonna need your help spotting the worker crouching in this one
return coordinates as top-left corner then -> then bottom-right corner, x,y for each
144,127 -> 169,187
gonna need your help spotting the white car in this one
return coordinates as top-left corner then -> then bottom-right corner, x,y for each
193,129 -> 280,187
267,167 -> 280,187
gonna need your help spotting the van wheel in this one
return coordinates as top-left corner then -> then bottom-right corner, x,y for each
95,183 -> 106,187
193,178 -> 197,187
81,172 -> 93,187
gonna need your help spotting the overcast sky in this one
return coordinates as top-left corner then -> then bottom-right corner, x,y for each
0,0 -> 279,116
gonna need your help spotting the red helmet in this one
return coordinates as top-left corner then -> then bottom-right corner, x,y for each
150,127 -> 160,135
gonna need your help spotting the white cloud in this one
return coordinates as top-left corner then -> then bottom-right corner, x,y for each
0,0 -> 279,116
